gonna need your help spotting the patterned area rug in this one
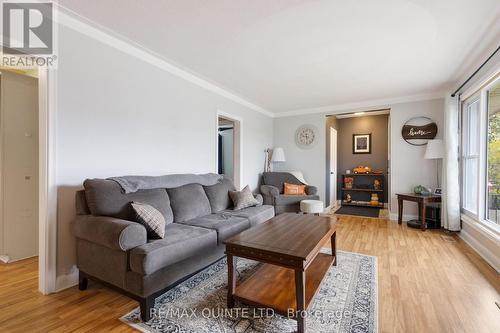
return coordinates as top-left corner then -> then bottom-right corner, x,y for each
121,250 -> 377,333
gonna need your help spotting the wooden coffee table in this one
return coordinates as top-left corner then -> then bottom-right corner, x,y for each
224,213 -> 337,333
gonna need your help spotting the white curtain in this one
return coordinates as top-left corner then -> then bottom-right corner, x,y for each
442,95 -> 461,231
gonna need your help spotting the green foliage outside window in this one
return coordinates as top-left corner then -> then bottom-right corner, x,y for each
488,108 -> 500,196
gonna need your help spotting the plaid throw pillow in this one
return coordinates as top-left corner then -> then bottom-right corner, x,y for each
131,202 -> 166,239
229,185 -> 259,210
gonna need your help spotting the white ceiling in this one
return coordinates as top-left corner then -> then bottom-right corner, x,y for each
58,0 -> 500,114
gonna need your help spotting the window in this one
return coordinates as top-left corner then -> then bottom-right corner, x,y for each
462,98 -> 480,215
487,82 -> 500,224
461,75 -> 500,233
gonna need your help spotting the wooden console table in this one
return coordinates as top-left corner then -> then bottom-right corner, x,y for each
396,193 -> 441,230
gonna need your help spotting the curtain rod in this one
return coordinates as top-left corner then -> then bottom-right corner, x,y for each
451,45 -> 500,97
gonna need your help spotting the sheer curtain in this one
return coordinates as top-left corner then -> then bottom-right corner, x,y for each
442,96 -> 461,231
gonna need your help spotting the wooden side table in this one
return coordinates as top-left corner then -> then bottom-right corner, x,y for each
396,193 -> 441,230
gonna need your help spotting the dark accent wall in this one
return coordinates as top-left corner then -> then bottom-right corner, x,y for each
336,114 -> 389,202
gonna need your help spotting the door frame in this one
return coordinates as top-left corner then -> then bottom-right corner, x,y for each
387,112 -> 392,211
0,67 -> 56,294
38,68 -> 57,294
329,127 -> 338,206
216,110 -> 242,189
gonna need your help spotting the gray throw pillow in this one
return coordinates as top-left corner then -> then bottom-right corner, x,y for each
229,185 -> 259,210
131,202 -> 166,239
167,183 -> 212,222
203,178 -> 236,213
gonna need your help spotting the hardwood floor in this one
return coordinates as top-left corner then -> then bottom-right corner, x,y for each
0,215 -> 499,332
330,215 -> 500,333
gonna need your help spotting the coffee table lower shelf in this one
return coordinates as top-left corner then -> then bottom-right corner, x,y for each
232,252 -> 335,315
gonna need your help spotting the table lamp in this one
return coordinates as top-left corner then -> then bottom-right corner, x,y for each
424,139 -> 444,193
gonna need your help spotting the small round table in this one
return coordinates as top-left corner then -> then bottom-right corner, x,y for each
300,200 -> 324,215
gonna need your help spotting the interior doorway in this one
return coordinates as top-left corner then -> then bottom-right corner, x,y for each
329,127 -> 338,207
218,117 -> 234,179
326,110 -> 390,216
216,112 -> 242,189
0,69 -> 39,264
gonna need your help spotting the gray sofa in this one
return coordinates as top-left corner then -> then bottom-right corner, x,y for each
260,172 -> 320,214
73,175 -> 274,321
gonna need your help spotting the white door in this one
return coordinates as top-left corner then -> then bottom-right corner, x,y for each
0,71 -> 39,262
329,128 -> 337,206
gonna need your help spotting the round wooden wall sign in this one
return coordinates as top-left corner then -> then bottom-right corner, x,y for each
401,116 -> 437,146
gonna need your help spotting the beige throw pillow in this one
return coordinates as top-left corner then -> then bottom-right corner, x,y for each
131,202 -> 166,239
229,185 -> 259,210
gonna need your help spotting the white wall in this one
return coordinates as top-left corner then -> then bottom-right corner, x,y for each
54,25 -> 273,288
389,99 -> 444,217
273,98 -> 444,217
273,114 -> 326,197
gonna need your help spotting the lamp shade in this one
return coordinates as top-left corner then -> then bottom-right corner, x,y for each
424,139 -> 444,159
271,147 -> 286,162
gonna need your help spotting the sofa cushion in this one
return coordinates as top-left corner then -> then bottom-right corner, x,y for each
129,223 -> 217,275
178,214 -> 250,244
167,183 -> 211,222
275,194 -> 319,206
222,205 -> 275,227
203,178 -> 236,213
83,179 -> 173,223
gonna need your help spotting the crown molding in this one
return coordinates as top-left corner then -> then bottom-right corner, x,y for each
335,109 -> 390,119
54,5 -> 274,118
274,91 -> 447,118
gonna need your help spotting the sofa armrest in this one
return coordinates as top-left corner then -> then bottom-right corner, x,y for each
254,194 -> 263,206
305,185 -> 318,195
74,215 -> 147,251
260,185 -> 280,197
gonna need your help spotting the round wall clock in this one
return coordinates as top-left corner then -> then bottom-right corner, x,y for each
295,125 -> 317,149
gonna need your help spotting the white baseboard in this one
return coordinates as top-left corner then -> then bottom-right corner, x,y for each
459,219 -> 500,273
55,267 -> 79,292
0,254 -> 38,264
